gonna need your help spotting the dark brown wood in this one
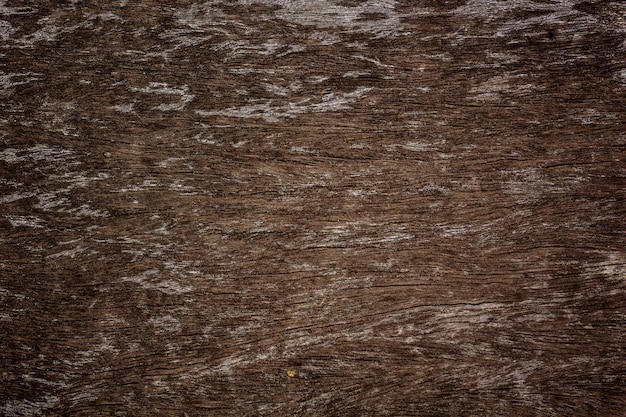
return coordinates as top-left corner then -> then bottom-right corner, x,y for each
1,1 -> 625,415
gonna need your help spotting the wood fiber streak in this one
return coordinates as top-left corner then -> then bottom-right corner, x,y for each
1,0 -> 625,416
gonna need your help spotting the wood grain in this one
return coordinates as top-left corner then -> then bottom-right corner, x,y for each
1,1 -> 625,415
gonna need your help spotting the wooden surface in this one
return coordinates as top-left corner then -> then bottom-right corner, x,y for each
1,1 -> 626,415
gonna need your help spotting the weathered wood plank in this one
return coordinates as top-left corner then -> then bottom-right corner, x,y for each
1,0 -> 625,415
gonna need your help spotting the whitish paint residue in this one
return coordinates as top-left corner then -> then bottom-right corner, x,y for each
616,69 -> 626,87
148,315 -> 182,333
158,157 -> 186,168
0,19 -> 16,40
600,252 -> 626,281
197,87 -> 373,122
111,102 -> 134,113
503,168 -> 558,202
1,396 -> 60,417
116,179 -> 160,193
452,0 -> 593,24
47,246 -> 86,259
418,183 -> 451,194
239,0 -> 403,38
1,192 -> 37,204
0,144 -> 72,164
130,82 -> 194,111
469,74 -> 536,101
0,71 -> 40,93
121,269 -> 194,295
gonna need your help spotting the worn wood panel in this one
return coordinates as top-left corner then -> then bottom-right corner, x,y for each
1,1 -> 625,415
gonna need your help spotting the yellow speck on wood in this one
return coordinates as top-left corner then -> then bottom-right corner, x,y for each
287,370 -> 296,378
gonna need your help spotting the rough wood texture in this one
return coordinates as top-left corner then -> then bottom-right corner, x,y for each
1,1 -> 626,415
